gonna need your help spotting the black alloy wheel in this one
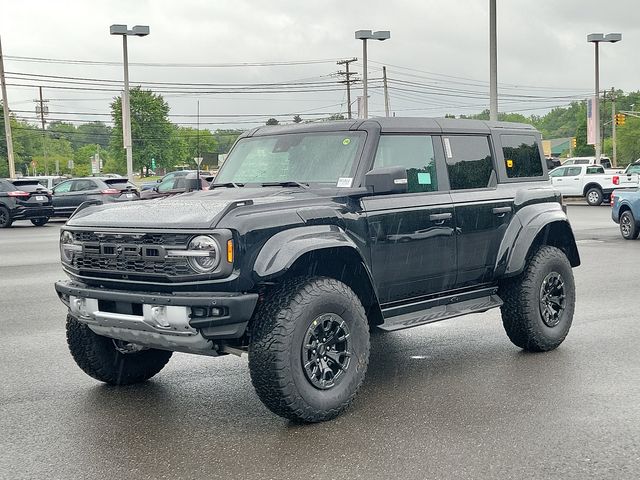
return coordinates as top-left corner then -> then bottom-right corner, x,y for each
302,313 -> 351,390
539,272 -> 566,328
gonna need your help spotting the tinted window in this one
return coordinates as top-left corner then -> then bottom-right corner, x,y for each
73,180 -> 98,192
501,135 -> 543,178
565,167 -> 582,177
373,135 -> 438,193
586,166 -> 604,175
444,136 -> 495,190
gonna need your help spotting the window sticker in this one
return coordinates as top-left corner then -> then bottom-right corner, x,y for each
337,177 -> 353,187
443,137 -> 453,158
417,172 -> 432,184
342,138 -> 351,146
506,159 -> 514,168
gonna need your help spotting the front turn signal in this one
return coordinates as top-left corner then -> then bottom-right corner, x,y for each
227,239 -> 234,263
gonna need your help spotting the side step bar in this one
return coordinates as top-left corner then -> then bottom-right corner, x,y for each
379,287 -> 503,332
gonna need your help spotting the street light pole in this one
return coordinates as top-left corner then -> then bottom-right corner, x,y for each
489,0 -> 498,121
355,29 -> 390,119
587,32 -> 621,163
110,24 -> 149,182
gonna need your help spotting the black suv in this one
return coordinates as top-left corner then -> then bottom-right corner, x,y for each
55,118 -> 580,422
0,178 -> 54,227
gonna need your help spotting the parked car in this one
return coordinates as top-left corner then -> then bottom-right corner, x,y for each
140,172 -> 210,200
51,177 -> 139,217
618,160 -> 640,175
140,170 -> 195,191
611,188 -> 640,239
562,156 -> 612,169
549,164 -> 639,205
0,178 -> 54,228
55,118 -> 580,423
16,175 -> 68,191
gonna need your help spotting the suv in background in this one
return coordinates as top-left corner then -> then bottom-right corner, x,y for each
51,177 -> 139,217
140,170 -> 196,191
140,172 -> 212,200
0,178 -> 54,228
55,118 -> 580,423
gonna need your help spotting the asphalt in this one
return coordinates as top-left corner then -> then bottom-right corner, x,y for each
0,206 -> 638,480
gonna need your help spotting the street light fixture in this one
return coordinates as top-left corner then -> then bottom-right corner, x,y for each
587,32 -> 621,163
355,29 -> 390,119
110,24 -> 150,182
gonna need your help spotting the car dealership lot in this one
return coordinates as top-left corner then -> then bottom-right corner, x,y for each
1,207 -> 638,480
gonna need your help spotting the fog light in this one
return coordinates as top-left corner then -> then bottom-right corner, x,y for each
210,307 -> 223,317
150,306 -> 170,327
73,298 -> 89,317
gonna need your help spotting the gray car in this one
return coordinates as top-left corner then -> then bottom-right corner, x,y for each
51,177 -> 139,217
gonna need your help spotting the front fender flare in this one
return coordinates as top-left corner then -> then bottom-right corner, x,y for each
253,224 -> 364,280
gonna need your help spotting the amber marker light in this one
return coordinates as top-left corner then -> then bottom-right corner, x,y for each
227,239 -> 234,263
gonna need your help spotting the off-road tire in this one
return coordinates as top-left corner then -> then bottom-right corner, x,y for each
499,246 -> 575,352
30,217 -> 49,227
619,210 -> 640,240
248,276 -> 370,423
0,206 -> 12,228
585,187 -> 603,206
66,315 -> 172,385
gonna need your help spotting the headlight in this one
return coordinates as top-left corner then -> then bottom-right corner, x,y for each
167,235 -> 221,273
60,230 -> 81,263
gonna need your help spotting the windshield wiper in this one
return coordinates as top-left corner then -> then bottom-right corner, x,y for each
260,181 -> 309,189
210,182 -> 244,189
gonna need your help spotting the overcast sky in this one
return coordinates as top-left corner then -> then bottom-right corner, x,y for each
1,0 -> 637,130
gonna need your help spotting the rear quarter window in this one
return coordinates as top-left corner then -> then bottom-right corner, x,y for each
501,134 -> 544,178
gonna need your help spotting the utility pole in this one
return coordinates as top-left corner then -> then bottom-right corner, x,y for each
337,58 -> 357,119
489,0 -> 498,121
35,86 -> 49,174
0,36 -> 16,178
611,87 -> 617,167
382,66 -> 390,117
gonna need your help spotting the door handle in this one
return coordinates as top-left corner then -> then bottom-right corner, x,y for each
429,212 -> 452,224
492,206 -> 512,215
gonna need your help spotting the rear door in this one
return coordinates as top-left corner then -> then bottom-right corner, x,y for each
443,134 -> 511,288
362,134 -> 456,304
562,166 -> 583,195
51,180 -> 75,214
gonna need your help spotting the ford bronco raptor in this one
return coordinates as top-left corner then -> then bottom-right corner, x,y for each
55,118 -> 580,422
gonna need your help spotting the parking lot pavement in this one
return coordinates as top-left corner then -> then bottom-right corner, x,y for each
1,207 -> 639,480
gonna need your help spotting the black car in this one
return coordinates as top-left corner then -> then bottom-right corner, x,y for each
55,118 -> 580,423
51,177 -> 139,217
0,178 -> 54,228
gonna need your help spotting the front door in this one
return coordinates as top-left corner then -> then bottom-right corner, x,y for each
362,134 -> 456,305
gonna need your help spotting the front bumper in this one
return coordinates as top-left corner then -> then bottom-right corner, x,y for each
54,280 -> 258,340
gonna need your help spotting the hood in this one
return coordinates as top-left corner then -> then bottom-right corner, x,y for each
66,187 -> 335,229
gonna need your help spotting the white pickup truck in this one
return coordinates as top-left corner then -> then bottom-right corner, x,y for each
549,164 -> 639,206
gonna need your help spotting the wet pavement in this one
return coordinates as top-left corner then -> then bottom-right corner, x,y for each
1,206 -> 638,480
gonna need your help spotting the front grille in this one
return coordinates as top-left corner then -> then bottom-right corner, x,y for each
69,231 -> 193,280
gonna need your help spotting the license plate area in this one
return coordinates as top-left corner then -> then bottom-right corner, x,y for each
98,299 -> 143,316
35,195 -> 46,201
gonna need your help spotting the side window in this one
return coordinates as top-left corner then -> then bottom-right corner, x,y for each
157,178 -> 174,193
586,166 -> 604,175
174,177 -> 187,190
549,168 -> 565,178
72,180 -> 97,192
373,135 -> 438,193
565,167 -> 582,177
444,135 -> 495,190
501,134 -> 543,178
53,181 -> 72,194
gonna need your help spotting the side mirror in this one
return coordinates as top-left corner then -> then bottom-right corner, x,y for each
364,166 -> 408,194
156,179 -> 161,183
152,186 -> 159,192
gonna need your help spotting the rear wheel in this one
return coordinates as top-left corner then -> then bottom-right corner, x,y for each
30,217 -> 49,227
66,315 -> 172,385
0,206 -> 12,228
499,246 -> 575,352
585,187 -> 603,206
620,210 -> 640,240
248,277 -> 370,422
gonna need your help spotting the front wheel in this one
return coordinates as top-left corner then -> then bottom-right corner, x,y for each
248,277 -> 370,422
0,206 -> 12,228
499,246 -> 575,352
66,315 -> 172,385
619,210 -> 640,240
585,187 -> 603,206
30,217 -> 49,227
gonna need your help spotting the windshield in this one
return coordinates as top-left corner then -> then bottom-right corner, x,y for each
215,132 -> 365,185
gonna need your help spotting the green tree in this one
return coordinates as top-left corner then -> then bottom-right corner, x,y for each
110,88 -> 174,175
212,129 -> 241,154
616,116 -> 640,166
173,126 -> 218,166
77,122 -> 112,150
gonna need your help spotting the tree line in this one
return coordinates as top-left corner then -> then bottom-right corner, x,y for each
3,88 -> 640,178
